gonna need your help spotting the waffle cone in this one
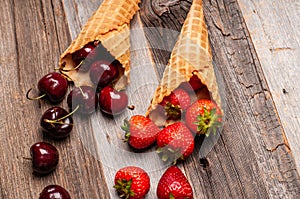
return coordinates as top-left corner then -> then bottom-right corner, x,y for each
147,0 -> 222,123
59,0 -> 141,88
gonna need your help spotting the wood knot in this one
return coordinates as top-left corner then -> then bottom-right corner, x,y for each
151,0 -> 181,16
199,157 -> 210,169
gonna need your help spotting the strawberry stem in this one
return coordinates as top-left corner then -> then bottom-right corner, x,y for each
121,119 -> 130,142
113,179 -> 135,199
194,108 -> 222,136
165,102 -> 181,120
156,147 -> 184,165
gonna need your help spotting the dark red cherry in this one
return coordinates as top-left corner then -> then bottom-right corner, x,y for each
179,73 -> 204,92
31,72 -> 68,103
39,185 -> 71,199
67,86 -> 98,115
30,142 -> 59,175
99,86 -> 128,116
72,42 -> 96,66
40,107 -> 73,139
89,60 -> 119,88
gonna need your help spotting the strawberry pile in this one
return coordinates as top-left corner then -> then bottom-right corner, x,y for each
114,165 -> 193,199
114,79 -> 222,198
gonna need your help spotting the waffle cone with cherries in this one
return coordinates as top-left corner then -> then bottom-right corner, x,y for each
59,0 -> 140,89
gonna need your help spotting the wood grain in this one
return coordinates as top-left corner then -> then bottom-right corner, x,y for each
237,0 -> 300,172
0,0 -> 299,198
0,0 -> 110,198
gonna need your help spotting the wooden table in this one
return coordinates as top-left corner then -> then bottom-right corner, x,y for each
0,0 -> 299,198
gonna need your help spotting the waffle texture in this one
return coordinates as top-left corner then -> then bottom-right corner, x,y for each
147,0 -> 222,117
59,0 -> 141,87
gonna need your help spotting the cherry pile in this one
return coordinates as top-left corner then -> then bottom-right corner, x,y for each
26,41 -> 130,198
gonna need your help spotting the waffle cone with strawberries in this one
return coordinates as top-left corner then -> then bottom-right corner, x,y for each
146,0 -> 222,125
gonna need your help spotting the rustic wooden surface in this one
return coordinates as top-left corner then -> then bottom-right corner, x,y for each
237,0 -> 300,172
0,0 -> 299,198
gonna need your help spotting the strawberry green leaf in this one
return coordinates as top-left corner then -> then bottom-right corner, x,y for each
121,119 -> 130,132
165,102 -> 181,119
121,119 -> 131,142
156,146 -> 184,164
193,108 -> 222,136
113,178 -> 134,199
170,193 -> 175,199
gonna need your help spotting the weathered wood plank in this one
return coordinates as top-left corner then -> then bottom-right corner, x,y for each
0,0 -> 110,198
0,0 -> 63,198
237,0 -> 300,172
0,1 -> 19,198
61,0 -> 103,40
202,0 -> 300,197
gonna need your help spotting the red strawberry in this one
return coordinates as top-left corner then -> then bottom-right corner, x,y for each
122,115 -> 160,150
160,88 -> 191,120
157,166 -> 193,199
185,99 -> 222,136
179,72 -> 204,92
114,166 -> 150,199
156,122 -> 194,163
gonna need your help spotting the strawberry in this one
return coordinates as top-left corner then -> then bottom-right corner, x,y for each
160,88 -> 191,120
179,72 -> 204,92
157,166 -> 193,199
114,166 -> 150,199
122,115 -> 160,150
185,99 -> 222,136
156,122 -> 194,163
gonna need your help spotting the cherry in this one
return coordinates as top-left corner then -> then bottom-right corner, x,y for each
27,72 -> 68,103
72,42 -> 97,67
67,86 -> 98,115
99,86 -> 128,116
89,60 -> 120,88
71,42 -> 115,72
67,41 -> 117,72
30,142 -> 59,175
39,185 -> 71,199
179,73 -> 204,92
40,107 -> 73,139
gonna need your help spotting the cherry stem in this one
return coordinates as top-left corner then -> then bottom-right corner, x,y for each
78,86 -> 90,99
56,60 -> 83,72
22,157 -> 32,161
60,73 -> 73,82
44,120 -> 75,126
52,68 -> 73,82
78,86 -> 85,97
26,88 -> 47,100
44,105 -> 80,124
